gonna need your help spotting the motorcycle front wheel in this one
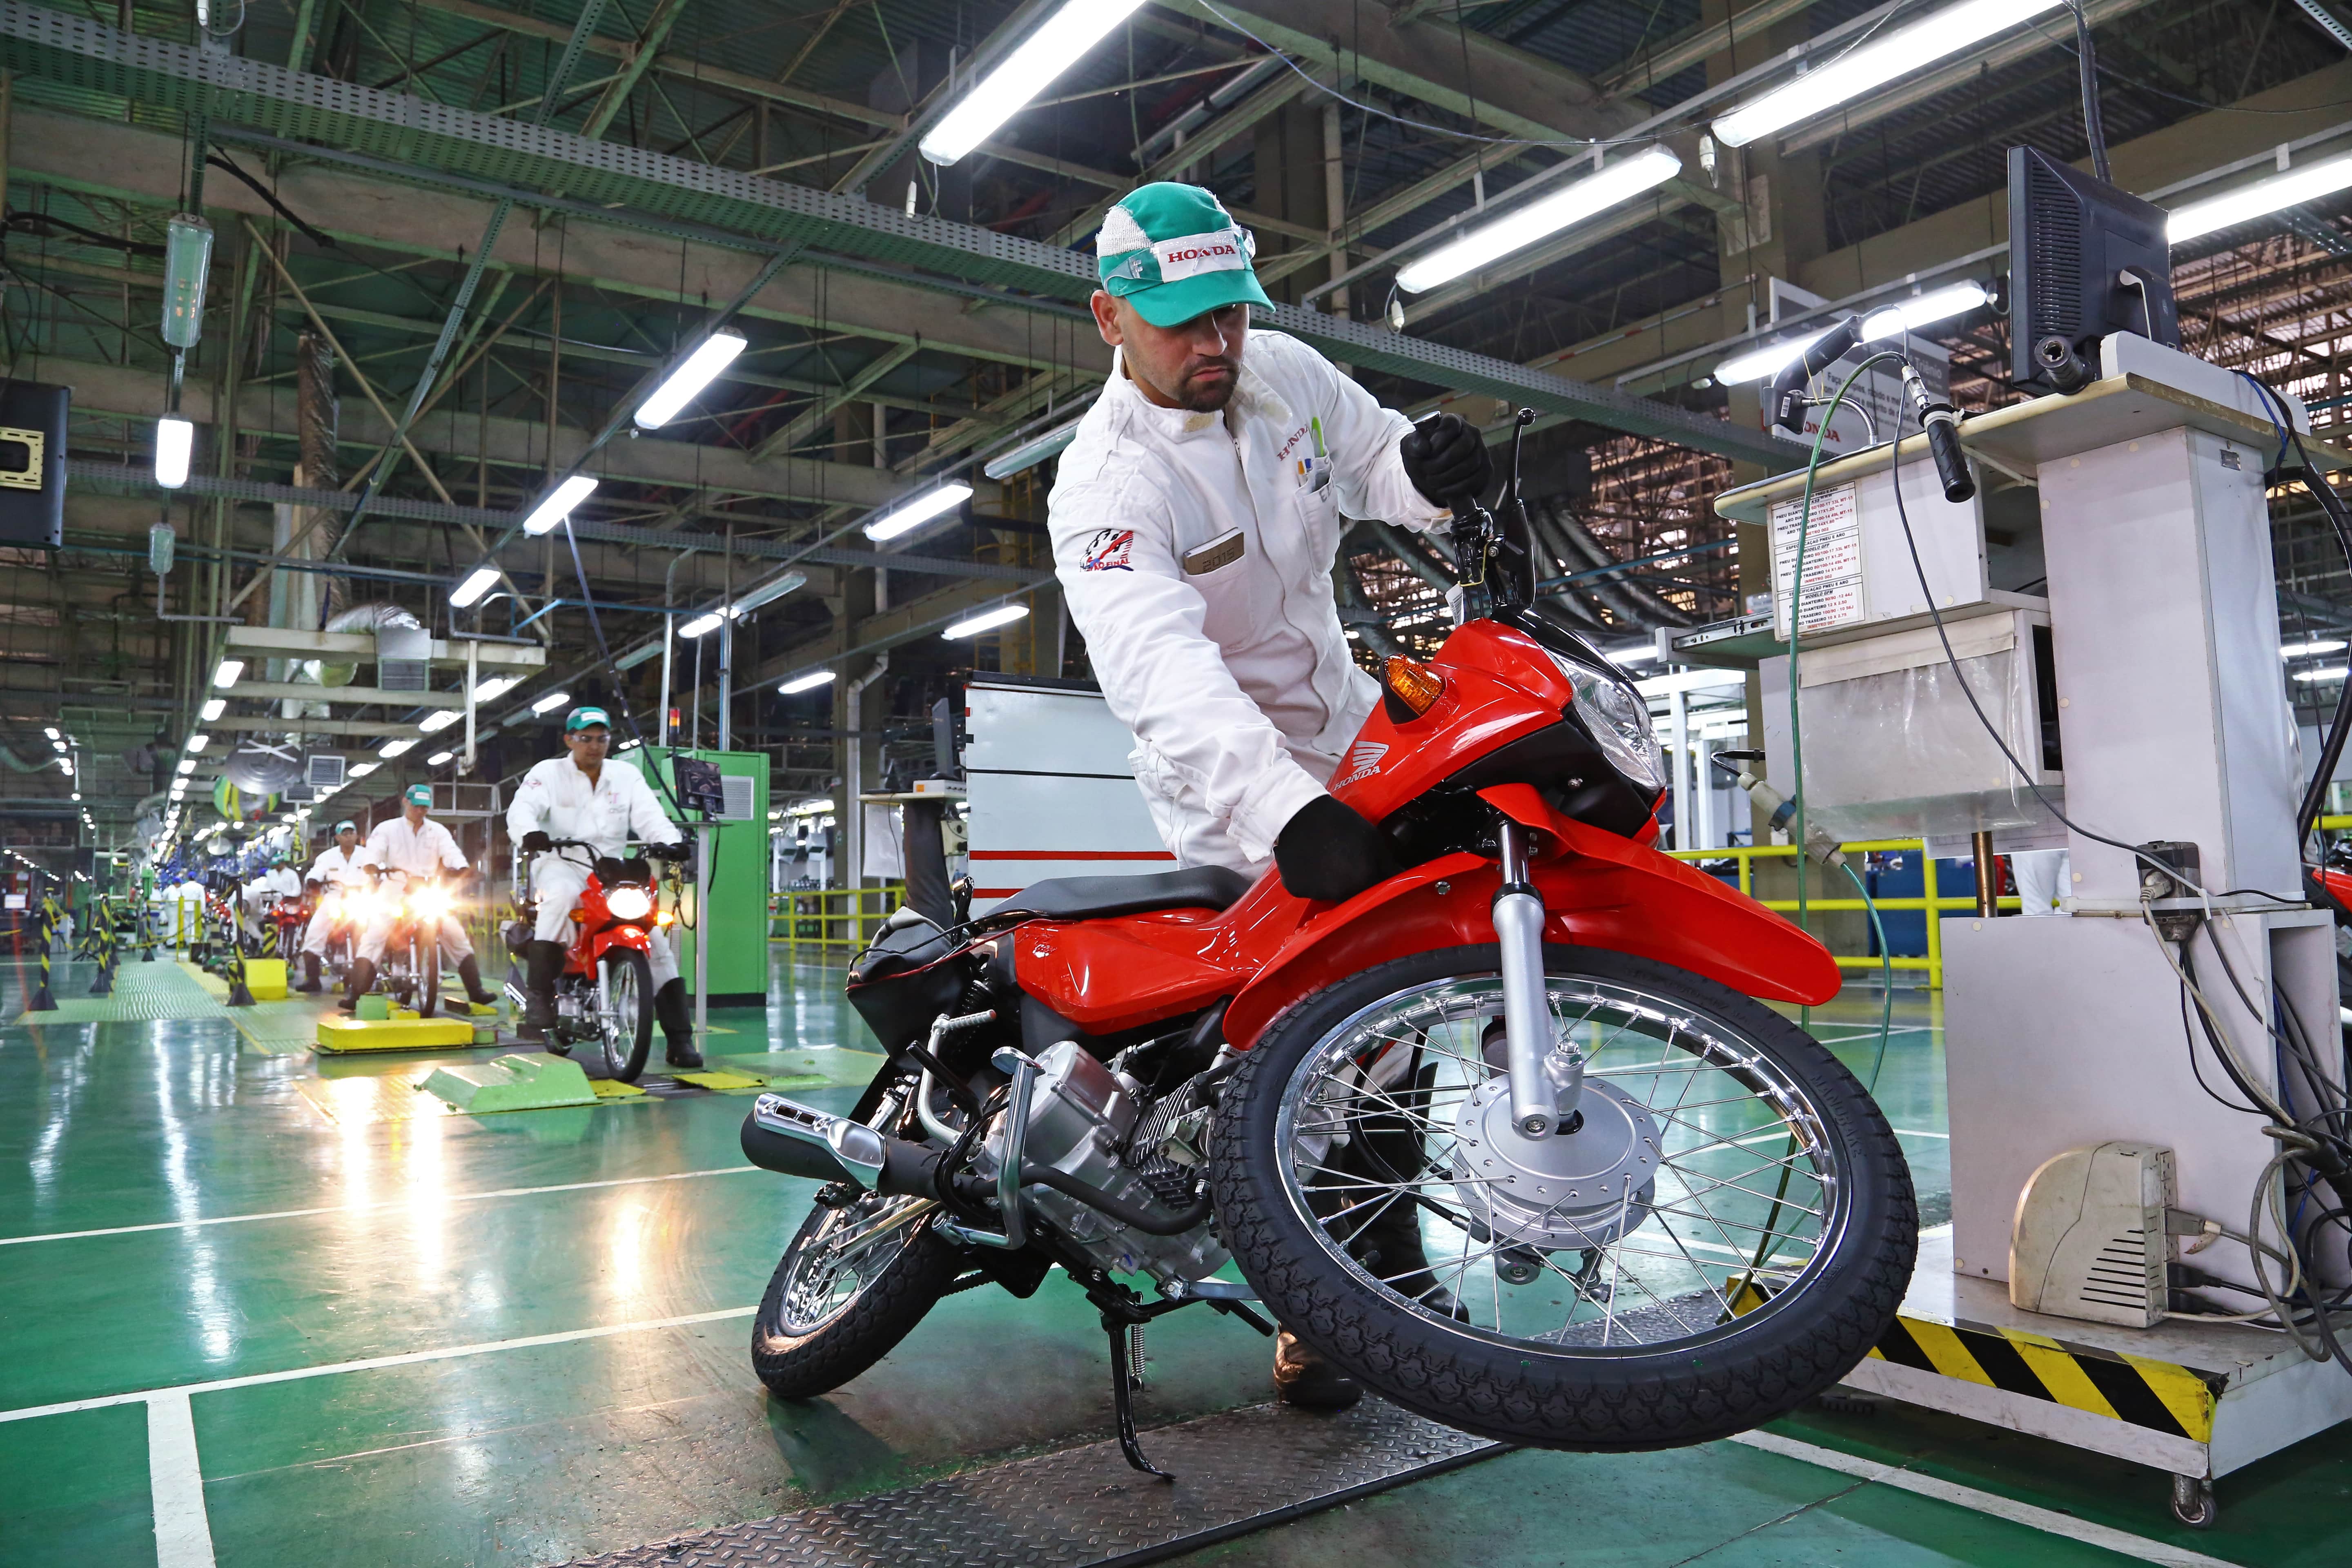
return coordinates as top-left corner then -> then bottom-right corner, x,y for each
595,947 -> 654,1082
1212,944 -> 1915,1450
412,934 -> 441,1018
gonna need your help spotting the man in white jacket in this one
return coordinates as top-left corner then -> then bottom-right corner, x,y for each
506,706 -> 698,1067
347,783 -> 499,1011
293,819 -> 372,991
1048,182 -> 1492,1411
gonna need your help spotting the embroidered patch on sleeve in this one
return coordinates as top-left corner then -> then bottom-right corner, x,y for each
1081,528 -> 1136,572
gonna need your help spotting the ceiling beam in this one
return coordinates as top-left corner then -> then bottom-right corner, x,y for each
1600,0 -> 1831,99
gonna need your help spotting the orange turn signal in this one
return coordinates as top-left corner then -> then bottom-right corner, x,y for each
1383,655 -> 1444,717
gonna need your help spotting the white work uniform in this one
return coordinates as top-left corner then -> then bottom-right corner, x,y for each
300,845 -> 372,958
356,815 -> 474,964
507,754 -> 682,985
2012,848 -> 2072,916
1049,331 -> 1450,875
242,866 -> 302,940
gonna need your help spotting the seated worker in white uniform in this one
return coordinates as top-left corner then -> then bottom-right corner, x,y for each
293,819 -> 372,992
1049,182 -> 1494,1413
345,783 -> 499,1010
505,706 -> 699,1068
241,855 -> 303,947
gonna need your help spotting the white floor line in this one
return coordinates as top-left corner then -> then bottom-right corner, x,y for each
0,1165 -> 763,1247
146,1390 -> 216,1568
1728,1430 -> 2237,1567
0,1304 -> 759,1426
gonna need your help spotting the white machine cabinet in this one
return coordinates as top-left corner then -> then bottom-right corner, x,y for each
961,675 -> 1169,915
1719,334 -> 2352,1510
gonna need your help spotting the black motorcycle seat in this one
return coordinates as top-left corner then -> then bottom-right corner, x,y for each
994,866 -> 1252,922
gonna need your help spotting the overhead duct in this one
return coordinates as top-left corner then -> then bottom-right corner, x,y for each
297,601 -> 426,688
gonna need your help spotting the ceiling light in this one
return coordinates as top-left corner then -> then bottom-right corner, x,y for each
175,757 -> 195,775
865,482 -> 974,543
1604,644 -> 1662,666
522,474 -> 597,537
185,733 -> 209,753
677,612 -> 725,640
418,708 -> 461,733
983,414 -> 1088,480
1395,147 -> 1683,293
635,330 -> 747,429
529,690 -> 571,715
214,659 -> 244,688
50,738 -> 65,753
449,564 -> 501,608
70,791 -> 79,801
41,727 -> 56,740
944,603 -> 1031,639
2169,155 -> 2352,245
200,698 -> 224,721
1713,0 -> 2066,147
779,670 -> 836,694
920,0 -> 1146,166
349,762 -> 378,778
154,416 -> 194,488
2294,665 -> 2349,683
787,798 -> 836,816
472,675 -> 519,703
425,750 -> 453,767
2283,639 -> 2349,657
730,569 -> 807,618
378,738 -> 416,758
1713,281 -> 1992,385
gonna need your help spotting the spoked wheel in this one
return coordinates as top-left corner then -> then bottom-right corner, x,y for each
594,947 -> 654,1082
412,935 -> 441,1018
752,1074 -> 959,1399
1213,944 -> 1916,1450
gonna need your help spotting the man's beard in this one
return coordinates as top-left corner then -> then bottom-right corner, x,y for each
1173,360 -> 1238,412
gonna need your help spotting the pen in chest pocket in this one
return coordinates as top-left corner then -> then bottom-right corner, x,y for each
1298,415 -> 1332,494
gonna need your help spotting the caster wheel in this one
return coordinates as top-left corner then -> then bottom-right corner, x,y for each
2169,1473 -> 2216,1530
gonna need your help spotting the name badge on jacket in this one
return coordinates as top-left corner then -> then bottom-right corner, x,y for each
1182,528 -> 1246,575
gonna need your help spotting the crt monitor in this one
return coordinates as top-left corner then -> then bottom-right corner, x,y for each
2007,146 -> 2179,392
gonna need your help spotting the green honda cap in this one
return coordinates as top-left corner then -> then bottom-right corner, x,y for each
334,820 -> 357,834
565,705 -> 612,733
403,783 -> 432,807
1096,183 -> 1273,329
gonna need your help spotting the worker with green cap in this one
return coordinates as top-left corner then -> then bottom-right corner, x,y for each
506,705 -> 696,1065
1051,181 -> 1492,1414
294,817 -> 369,992
348,783 -> 497,1010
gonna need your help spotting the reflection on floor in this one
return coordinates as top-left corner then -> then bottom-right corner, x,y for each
0,958 -> 2340,1566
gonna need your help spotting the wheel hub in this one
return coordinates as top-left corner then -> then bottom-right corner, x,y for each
1448,1076 -> 1661,1249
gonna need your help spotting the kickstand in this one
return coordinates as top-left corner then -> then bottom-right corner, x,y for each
1102,1311 -> 1173,1481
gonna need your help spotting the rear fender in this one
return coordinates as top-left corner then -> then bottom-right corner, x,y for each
1221,786 -> 1840,1049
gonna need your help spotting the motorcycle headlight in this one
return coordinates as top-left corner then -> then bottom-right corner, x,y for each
606,886 -> 653,922
1546,649 -> 1666,795
410,888 -> 452,920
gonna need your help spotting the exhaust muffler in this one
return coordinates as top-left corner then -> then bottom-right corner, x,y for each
740,1093 -> 943,1194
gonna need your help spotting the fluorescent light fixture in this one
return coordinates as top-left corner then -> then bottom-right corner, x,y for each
154,416 -> 194,488
1713,0 -> 2066,147
635,330 -> 747,429
732,569 -> 807,618
349,762 -> 378,778
944,603 -> 1031,639
529,690 -> 571,715
2283,639 -> 2349,657
983,414 -> 1087,481
1713,281 -> 1993,385
70,791 -> 79,801
50,738 -> 65,752
378,738 -> 416,758
213,659 -> 244,688
2294,665 -> 2350,683
678,611 -> 725,640
1396,147 -> 1683,293
186,734 -> 209,753
42,726 -> 56,740
449,564 -> 501,608
1603,643 -> 1661,666
425,750 -> 453,767
418,708 -> 461,733
472,675 -> 519,703
522,474 -> 597,537
2169,155 -> 2352,244
920,0 -> 1146,166
175,757 -> 195,775
787,797 -> 835,816
779,670 -> 836,694
199,698 -> 224,721
865,483 -> 974,543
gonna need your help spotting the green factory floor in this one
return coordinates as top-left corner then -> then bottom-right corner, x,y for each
1,955 -> 2345,1566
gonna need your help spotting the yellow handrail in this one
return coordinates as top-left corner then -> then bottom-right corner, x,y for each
773,883 -> 907,959
1666,837 -> 2020,989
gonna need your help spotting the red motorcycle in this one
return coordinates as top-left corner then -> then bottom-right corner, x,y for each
739,423 -> 1915,1468
510,840 -> 682,1081
265,893 -> 310,967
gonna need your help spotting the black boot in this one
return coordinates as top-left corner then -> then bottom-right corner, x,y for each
519,940 -> 564,1045
655,978 -> 701,1068
295,953 -> 322,993
1272,1328 -> 1362,1411
455,953 -> 497,1007
339,956 -> 376,1012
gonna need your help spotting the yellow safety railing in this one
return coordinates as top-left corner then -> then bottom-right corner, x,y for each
1666,838 -> 2021,990
773,884 -> 906,958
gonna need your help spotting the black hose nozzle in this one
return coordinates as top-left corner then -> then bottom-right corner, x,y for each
1769,313 -> 1864,434
1901,362 -> 1976,504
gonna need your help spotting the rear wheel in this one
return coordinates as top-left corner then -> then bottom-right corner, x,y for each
595,947 -> 654,1082
1212,944 -> 1915,1450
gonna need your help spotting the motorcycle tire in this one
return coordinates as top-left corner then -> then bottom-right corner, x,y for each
413,937 -> 441,1018
599,947 -> 655,1082
751,1074 -> 958,1400
1211,943 -> 1915,1451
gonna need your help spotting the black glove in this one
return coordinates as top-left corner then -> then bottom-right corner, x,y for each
1400,412 -> 1493,507
648,840 -> 691,862
1274,795 -> 1401,904
520,830 -> 552,854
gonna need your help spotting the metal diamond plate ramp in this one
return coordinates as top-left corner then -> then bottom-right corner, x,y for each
564,1399 -> 1501,1568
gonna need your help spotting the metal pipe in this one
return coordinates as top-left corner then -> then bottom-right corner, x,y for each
1493,820 -> 1557,1139
934,1046 -> 1038,1250
1973,829 -> 1998,917
843,654 -> 889,894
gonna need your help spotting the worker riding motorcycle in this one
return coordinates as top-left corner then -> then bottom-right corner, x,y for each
508,836 -> 690,1081
295,819 -> 373,993
733,184 -> 1913,1468
508,706 -> 700,1070
343,784 -> 497,1016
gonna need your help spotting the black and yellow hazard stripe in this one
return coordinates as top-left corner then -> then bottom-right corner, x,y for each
1867,1314 -> 2219,1442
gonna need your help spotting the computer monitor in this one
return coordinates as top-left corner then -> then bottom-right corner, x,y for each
2007,146 -> 2179,392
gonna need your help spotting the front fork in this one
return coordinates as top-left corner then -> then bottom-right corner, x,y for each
1494,821 -> 1583,1138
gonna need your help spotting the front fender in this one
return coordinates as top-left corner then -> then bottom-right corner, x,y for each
1222,788 -> 1839,1049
